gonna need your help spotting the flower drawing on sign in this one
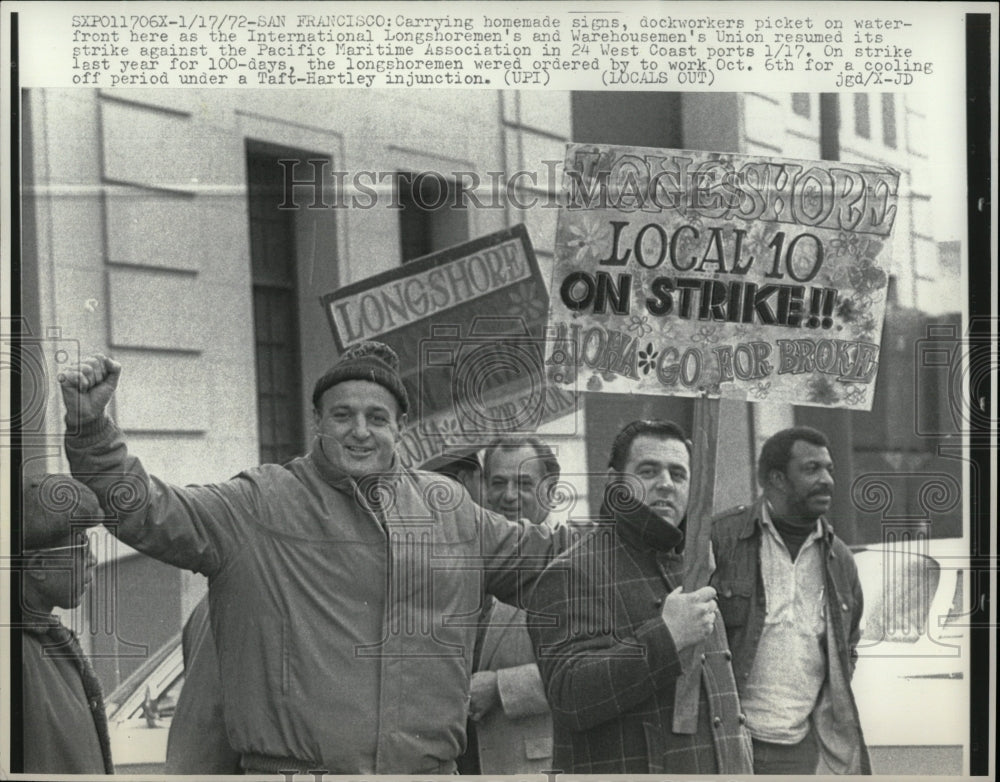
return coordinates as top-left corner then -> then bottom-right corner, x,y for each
508,282 -> 546,321
749,380 -> 772,400
807,375 -> 840,406
837,296 -> 878,340
692,325 -> 720,345
732,323 -> 752,340
829,231 -> 864,258
638,343 -> 659,375
843,385 -> 868,406
628,315 -> 653,336
565,217 -> 611,262
850,312 -> 879,342
847,248 -> 888,296
837,297 -> 861,323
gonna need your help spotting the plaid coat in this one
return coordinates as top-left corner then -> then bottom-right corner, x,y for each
526,501 -> 753,774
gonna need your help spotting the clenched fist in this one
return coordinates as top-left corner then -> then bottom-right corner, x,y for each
59,354 -> 122,426
660,585 -> 718,651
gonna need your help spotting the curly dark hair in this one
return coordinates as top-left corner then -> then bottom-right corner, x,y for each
757,426 -> 830,487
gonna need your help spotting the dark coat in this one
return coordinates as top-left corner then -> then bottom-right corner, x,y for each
526,500 -> 753,774
22,615 -> 114,774
710,499 -> 871,774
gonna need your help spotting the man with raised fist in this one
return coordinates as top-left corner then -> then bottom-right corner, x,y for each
526,419 -> 752,775
59,342 -> 560,775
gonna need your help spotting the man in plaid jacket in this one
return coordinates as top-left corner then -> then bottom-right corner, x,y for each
526,420 -> 753,774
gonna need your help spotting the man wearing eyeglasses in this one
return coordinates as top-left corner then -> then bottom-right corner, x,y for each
19,473 -> 113,775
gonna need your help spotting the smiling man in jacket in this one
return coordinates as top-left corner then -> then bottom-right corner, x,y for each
710,426 -> 869,774
59,341 -> 559,775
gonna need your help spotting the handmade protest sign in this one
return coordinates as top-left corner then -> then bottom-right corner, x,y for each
546,144 -> 900,410
323,224 -> 571,469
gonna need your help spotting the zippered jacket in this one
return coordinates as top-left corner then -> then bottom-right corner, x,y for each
66,415 -> 559,773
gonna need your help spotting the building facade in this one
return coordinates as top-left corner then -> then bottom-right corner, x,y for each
17,88 -> 961,692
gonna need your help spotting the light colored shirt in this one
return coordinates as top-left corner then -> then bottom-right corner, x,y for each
741,503 -> 827,744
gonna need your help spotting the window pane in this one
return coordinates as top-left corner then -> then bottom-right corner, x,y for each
881,93 -> 897,148
247,141 -> 309,465
397,170 -> 469,263
792,93 -> 811,118
854,93 -> 871,139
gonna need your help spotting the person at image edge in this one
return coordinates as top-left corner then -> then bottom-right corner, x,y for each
20,474 -> 114,775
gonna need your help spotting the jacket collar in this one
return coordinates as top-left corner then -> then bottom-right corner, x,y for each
21,609 -> 65,637
740,497 -> 835,543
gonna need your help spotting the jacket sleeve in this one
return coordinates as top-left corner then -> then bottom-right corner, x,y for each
477,504 -> 560,606
496,663 -> 550,719
65,415 -> 257,577
525,548 -> 684,733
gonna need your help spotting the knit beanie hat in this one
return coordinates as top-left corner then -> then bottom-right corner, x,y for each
22,473 -> 104,550
312,341 -> 409,415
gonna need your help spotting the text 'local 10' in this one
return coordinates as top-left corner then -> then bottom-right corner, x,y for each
546,143 -> 900,410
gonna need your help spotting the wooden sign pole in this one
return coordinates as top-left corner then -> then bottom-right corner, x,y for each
672,393 -> 721,734
684,394 -> 721,591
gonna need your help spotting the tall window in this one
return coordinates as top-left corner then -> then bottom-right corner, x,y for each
791,93 -> 811,118
854,93 -> 871,139
819,94 -> 841,161
245,142 -> 310,465
397,171 -> 469,262
881,93 -> 898,148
